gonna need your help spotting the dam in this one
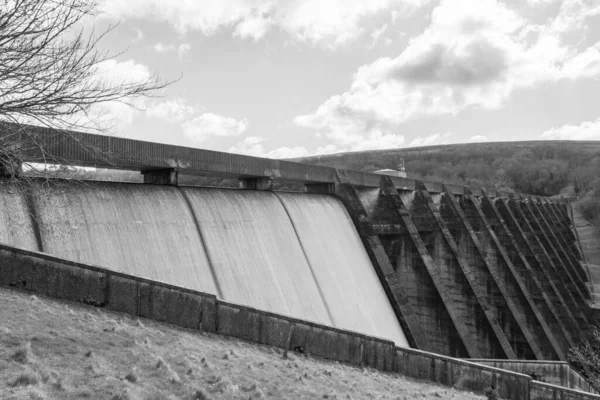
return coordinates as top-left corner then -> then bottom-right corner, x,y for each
0,124 -> 598,399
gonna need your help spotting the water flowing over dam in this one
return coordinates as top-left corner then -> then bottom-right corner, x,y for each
0,180 -> 408,346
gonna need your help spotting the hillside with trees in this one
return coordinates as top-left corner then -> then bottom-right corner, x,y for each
296,140 -> 600,252
295,141 -> 600,198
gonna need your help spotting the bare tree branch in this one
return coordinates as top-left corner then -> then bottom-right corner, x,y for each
0,0 -> 176,188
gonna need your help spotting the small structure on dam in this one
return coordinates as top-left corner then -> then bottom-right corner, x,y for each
0,124 -> 595,384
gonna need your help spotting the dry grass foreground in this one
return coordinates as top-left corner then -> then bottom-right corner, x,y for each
0,287 -> 488,400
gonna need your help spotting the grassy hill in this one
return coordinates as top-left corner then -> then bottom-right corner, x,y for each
294,141 -> 600,197
0,287 -> 486,400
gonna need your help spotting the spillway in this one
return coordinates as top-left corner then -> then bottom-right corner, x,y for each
276,192 -> 408,345
181,188 -> 332,325
0,181 -> 408,346
30,183 -> 218,294
0,182 -> 38,252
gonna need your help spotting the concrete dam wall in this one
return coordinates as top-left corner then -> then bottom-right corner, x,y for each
0,125 -> 595,368
0,180 -> 408,346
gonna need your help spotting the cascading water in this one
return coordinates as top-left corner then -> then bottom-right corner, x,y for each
0,181 -> 38,251
181,188 -> 332,324
0,181 -> 409,346
29,182 -> 218,294
276,192 -> 408,346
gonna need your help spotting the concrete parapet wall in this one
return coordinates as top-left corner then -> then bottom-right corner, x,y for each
531,381 -> 600,400
395,347 -> 531,400
1,122 -> 553,199
472,360 -> 599,394
2,241 -> 587,400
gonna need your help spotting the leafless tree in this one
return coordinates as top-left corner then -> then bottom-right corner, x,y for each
0,0 -> 174,187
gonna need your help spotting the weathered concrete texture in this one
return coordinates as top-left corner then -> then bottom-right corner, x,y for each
531,381 -> 600,400
3,240 -> 598,400
396,348 -> 532,400
499,197 -> 587,340
543,200 -> 585,264
141,168 -> 179,185
464,193 -> 568,360
482,195 -> 576,353
331,169 -> 426,350
538,199 -> 590,287
526,199 -> 590,303
512,198 -> 591,330
409,180 -> 513,359
379,176 -> 471,358
438,187 -> 543,360
472,360 -> 599,394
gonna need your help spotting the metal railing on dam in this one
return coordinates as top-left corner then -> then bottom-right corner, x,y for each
0,122 -> 549,199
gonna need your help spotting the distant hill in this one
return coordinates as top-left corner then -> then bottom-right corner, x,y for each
294,141 -> 600,197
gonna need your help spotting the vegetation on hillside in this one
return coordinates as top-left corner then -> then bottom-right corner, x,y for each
0,287 -> 485,400
296,141 -> 600,197
569,326 -> 600,392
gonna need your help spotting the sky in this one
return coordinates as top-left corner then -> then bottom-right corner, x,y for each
91,0 -> 600,158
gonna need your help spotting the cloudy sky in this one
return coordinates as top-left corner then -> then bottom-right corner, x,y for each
94,0 -> 600,158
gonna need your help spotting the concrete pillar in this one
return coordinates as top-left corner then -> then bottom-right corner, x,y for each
379,176 -> 472,358
305,182 -> 335,194
330,169 -> 426,350
517,199 -> 591,329
141,168 -> 178,185
239,177 -> 273,190
542,200 -> 584,261
458,190 -> 565,360
411,180 -> 514,359
528,199 -> 590,298
439,186 -> 549,360
506,198 -> 588,335
493,197 -> 581,347
540,199 -> 589,282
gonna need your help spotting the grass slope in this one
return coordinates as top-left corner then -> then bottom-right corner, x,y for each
0,287 -> 487,400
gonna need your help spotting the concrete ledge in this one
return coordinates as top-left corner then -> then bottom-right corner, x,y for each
471,359 -> 599,394
396,347 -> 531,400
531,381 -> 600,400
0,243 -> 218,334
4,122 -> 531,197
2,242 -> 594,400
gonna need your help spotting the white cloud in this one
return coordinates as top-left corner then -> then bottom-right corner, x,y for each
183,113 -> 248,143
177,43 -> 191,59
264,146 -> 309,159
154,42 -> 175,53
83,59 -> 154,132
147,98 -> 196,122
233,14 -> 273,41
541,118 -> 600,140
154,42 -> 192,59
409,132 -> 451,147
370,24 -> 388,48
132,28 -> 145,42
468,135 -> 489,142
101,0 -> 428,46
316,144 -> 340,155
229,136 -> 309,159
295,0 -> 600,151
229,136 -> 267,156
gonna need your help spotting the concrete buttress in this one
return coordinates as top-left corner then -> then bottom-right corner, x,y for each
330,169 -> 426,349
408,180 -> 514,359
438,186 -> 554,360
378,176 -> 472,357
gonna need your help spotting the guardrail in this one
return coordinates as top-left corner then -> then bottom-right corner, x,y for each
0,123 -> 557,200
